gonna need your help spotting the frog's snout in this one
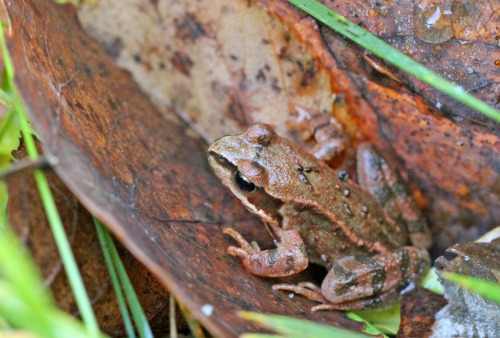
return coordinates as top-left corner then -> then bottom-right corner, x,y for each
208,134 -> 249,162
207,135 -> 225,155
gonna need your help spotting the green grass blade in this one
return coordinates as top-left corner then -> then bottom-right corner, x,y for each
0,231 -> 54,310
0,280 -> 52,335
0,281 -> 93,338
94,218 -> 136,338
287,0 -> 500,123
179,303 -> 205,338
0,231 -> 102,338
0,316 -> 10,329
0,181 -> 7,230
103,227 -> 153,338
33,171 -> 100,336
0,30 -> 14,84
0,109 -> 22,170
347,308 -> 393,336
0,110 -> 16,151
442,272 -> 500,304
241,335 -> 282,338
0,22 -> 100,337
0,108 -> 20,232
0,89 -> 12,108
420,267 -> 444,295
239,311 -> 371,337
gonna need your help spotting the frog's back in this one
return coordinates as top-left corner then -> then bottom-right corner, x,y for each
258,129 -> 408,261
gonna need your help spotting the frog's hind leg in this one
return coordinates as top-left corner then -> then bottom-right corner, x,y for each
320,247 -> 429,308
272,246 -> 428,310
272,282 -> 398,311
356,143 -> 431,249
312,289 -> 398,311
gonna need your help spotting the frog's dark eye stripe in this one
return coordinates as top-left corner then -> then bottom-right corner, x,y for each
234,172 -> 257,193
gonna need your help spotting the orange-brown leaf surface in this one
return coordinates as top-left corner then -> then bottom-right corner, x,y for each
7,142 -> 178,336
397,286 -> 447,338
4,0 -> 365,336
78,0 -> 500,255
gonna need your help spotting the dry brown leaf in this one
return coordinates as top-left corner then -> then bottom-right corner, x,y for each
5,0 -> 500,335
78,0 -> 500,255
397,286 -> 447,338
77,0 -> 352,146
319,0 -> 500,254
4,1 -> 364,336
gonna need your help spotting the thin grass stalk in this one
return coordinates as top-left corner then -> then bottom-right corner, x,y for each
103,229 -> 153,338
170,294 -> 177,338
179,304 -> 205,338
94,218 -> 136,338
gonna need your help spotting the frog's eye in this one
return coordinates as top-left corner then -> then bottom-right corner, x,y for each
234,172 -> 257,193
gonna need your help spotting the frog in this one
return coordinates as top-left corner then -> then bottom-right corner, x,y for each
207,123 -> 431,310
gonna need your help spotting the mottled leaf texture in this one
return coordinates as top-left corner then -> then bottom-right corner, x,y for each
397,287 -> 446,338
7,141 -> 178,336
4,1 -> 364,336
78,0 -> 500,255
318,0 -> 500,254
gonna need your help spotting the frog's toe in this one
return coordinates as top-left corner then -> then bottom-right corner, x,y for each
273,283 -> 326,303
311,301 -> 364,311
223,227 -> 255,252
224,227 -> 259,259
311,303 -> 340,311
250,240 -> 261,251
310,302 -> 361,311
227,245 -> 253,258
298,282 -> 322,293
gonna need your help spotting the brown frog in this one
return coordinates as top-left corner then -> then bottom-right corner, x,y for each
208,123 -> 431,310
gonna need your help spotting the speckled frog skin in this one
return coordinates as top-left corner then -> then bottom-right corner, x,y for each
208,123 -> 430,310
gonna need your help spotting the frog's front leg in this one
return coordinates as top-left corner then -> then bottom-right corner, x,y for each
320,247 -> 429,307
223,227 -> 308,277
